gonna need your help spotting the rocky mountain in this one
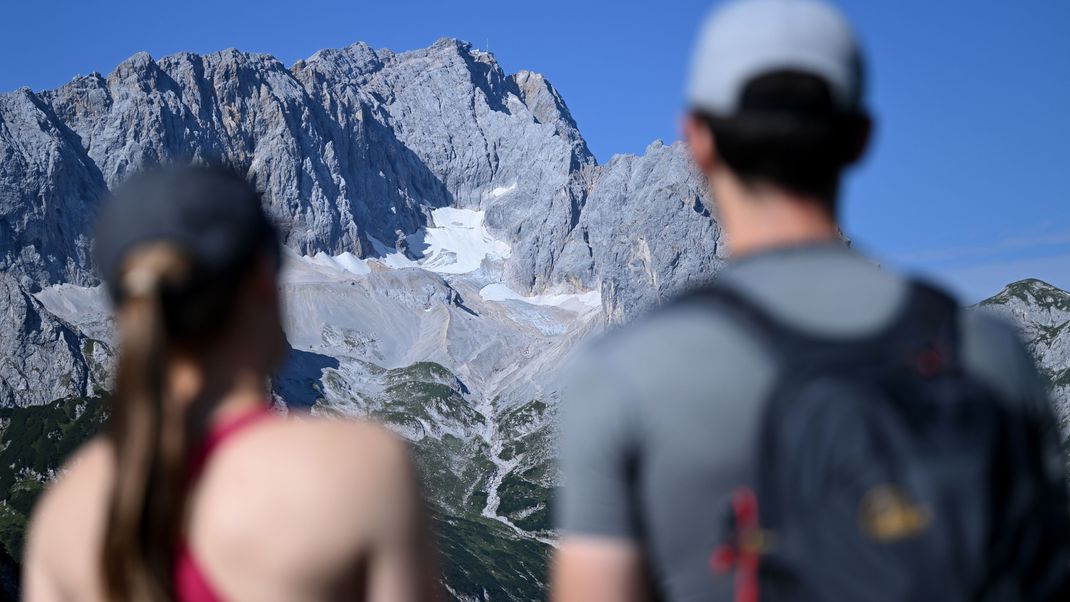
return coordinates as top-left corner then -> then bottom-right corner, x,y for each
2,38 -> 722,303
975,278 -> 1070,433
0,273 -> 110,407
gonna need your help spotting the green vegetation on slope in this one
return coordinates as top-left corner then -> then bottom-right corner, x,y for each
371,364 -> 551,599
494,399 -> 556,534
0,358 -> 559,602
0,397 -> 108,559
435,511 -> 549,601
496,466 -> 553,534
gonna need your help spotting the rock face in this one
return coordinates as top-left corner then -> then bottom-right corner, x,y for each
577,141 -> 724,324
0,273 -> 110,407
975,279 -> 1070,432
0,89 -> 106,289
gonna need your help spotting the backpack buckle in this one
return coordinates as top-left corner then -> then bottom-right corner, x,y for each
710,488 -> 773,602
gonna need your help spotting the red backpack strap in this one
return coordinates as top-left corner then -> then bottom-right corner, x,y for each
710,487 -> 763,602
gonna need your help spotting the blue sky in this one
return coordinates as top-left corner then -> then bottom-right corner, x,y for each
2,0 -> 1068,301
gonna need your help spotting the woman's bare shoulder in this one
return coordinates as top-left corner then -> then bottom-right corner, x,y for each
195,415 -> 417,554
221,414 -> 414,495
32,437 -> 113,526
274,415 -> 407,458
24,438 -> 112,596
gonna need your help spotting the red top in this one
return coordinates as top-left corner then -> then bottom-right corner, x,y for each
175,404 -> 275,602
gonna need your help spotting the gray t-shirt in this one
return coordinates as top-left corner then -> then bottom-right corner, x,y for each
557,243 -> 1060,601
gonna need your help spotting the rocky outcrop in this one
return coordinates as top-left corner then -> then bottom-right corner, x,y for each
0,89 -> 106,290
38,49 -> 442,262
293,39 -> 600,295
976,278 -> 1070,428
0,273 -> 110,407
573,141 -> 725,324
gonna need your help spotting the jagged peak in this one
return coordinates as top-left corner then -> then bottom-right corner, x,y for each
513,69 -> 543,81
507,69 -> 592,165
115,50 -> 156,72
204,48 -> 285,68
601,138 -> 685,166
647,139 -> 668,151
307,41 -> 372,61
421,37 -> 499,67
345,40 -> 376,53
430,36 -> 471,53
301,41 -> 385,77
36,71 -> 109,104
128,47 -> 289,76
0,86 -> 50,117
111,50 -> 174,83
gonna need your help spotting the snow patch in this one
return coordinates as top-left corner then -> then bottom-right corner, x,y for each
293,208 -> 512,278
487,182 -> 517,198
375,208 -> 511,275
309,251 -> 372,276
333,252 -> 372,275
283,248 -> 370,283
479,283 -> 601,312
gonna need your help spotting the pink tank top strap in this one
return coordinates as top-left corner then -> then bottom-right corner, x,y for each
175,543 -> 223,602
177,403 -> 275,602
186,404 -> 275,483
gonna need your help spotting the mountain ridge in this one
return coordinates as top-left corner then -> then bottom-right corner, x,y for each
2,37 -> 723,328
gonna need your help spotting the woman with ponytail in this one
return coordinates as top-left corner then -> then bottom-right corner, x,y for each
23,166 -> 439,601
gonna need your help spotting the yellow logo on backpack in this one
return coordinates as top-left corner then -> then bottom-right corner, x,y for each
858,485 -> 932,541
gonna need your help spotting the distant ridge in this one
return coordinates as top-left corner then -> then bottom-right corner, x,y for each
976,278 -> 1070,433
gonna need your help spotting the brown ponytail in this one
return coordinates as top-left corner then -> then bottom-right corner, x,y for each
102,244 -> 193,602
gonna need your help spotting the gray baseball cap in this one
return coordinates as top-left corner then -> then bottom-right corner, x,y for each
687,0 -> 864,115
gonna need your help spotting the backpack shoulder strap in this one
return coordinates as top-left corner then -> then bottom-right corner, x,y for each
884,279 -> 963,372
671,284 -> 807,355
673,278 -> 963,369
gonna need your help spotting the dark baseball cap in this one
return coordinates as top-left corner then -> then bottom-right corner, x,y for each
94,165 -> 280,302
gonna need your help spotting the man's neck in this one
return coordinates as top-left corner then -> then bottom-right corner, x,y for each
728,211 -> 841,258
712,174 -> 842,259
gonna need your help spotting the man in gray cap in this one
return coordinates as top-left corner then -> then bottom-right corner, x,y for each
552,1 -> 1069,600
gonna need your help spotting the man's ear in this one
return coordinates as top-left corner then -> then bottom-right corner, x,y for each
683,113 -> 718,174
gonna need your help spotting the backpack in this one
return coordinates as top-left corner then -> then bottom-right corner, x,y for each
685,280 -> 1070,602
